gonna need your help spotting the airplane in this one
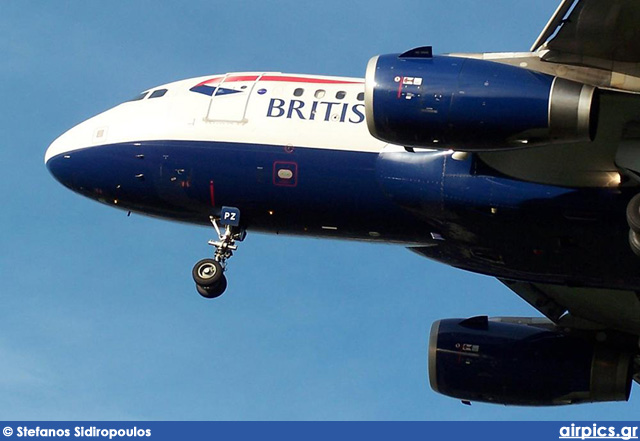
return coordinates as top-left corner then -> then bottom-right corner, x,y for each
45,0 -> 640,407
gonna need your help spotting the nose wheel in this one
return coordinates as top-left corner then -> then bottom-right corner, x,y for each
195,273 -> 228,299
193,207 -> 245,299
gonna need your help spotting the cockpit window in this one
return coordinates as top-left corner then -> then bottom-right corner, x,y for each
128,91 -> 149,102
149,89 -> 168,99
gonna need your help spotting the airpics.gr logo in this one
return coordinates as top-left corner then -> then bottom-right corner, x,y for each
559,424 -> 638,440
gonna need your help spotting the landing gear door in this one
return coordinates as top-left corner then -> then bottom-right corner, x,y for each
206,73 -> 264,123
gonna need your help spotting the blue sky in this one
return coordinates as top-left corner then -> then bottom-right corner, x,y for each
2,0 -> 637,420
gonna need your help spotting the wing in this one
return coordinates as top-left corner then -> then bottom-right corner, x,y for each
476,1 -> 640,188
532,0 -> 640,76
499,279 -> 640,335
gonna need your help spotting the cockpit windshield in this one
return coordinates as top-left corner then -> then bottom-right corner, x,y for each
149,89 -> 167,98
125,88 -> 167,103
127,91 -> 149,102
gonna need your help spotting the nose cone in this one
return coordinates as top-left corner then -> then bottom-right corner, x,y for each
45,132 -> 78,188
45,119 -> 94,163
44,127 -> 111,201
45,117 -> 99,186
45,133 -> 70,165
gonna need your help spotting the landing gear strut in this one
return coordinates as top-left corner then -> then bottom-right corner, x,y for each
193,207 -> 245,299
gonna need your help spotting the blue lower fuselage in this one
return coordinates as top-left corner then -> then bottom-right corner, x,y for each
46,140 -> 640,290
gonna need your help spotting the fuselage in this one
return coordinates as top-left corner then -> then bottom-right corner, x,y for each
45,72 -> 640,290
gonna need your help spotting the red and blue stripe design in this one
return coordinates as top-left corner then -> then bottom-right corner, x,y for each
190,74 -> 363,97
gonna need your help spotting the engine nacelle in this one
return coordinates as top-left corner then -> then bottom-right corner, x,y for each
365,51 -> 599,151
429,317 -> 632,406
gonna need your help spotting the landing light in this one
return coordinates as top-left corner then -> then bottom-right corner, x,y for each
607,172 -> 622,187
451,152 -> 469,161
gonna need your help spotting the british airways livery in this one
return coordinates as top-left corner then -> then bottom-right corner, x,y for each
46,0 -> 640,406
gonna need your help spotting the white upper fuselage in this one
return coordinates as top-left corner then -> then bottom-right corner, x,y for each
45,73 -> 388,163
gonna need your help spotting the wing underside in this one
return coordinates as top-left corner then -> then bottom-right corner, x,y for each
534,0 -> 640,76
499,279 -> 640,335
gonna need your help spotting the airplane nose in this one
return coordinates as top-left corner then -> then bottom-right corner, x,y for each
45,123 -> 88,164
45,134 -> 68,165
45,141 -> 76,191
45,130 -> 79,187
45,119 -> 97,185
44,129 -> 109,198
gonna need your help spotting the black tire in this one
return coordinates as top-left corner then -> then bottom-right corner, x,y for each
196,276 -> 228,299
626,194 -> 640,233
192,259 -> 224,287
629,229 -> 640,257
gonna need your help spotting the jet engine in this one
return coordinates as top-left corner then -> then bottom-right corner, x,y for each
364,49 -> 599,151
429,317 -> 632,406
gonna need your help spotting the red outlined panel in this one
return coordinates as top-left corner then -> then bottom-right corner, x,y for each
273,161 -> 298,187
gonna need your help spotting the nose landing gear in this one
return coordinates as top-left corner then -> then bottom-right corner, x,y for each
193,207 -> 245,299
